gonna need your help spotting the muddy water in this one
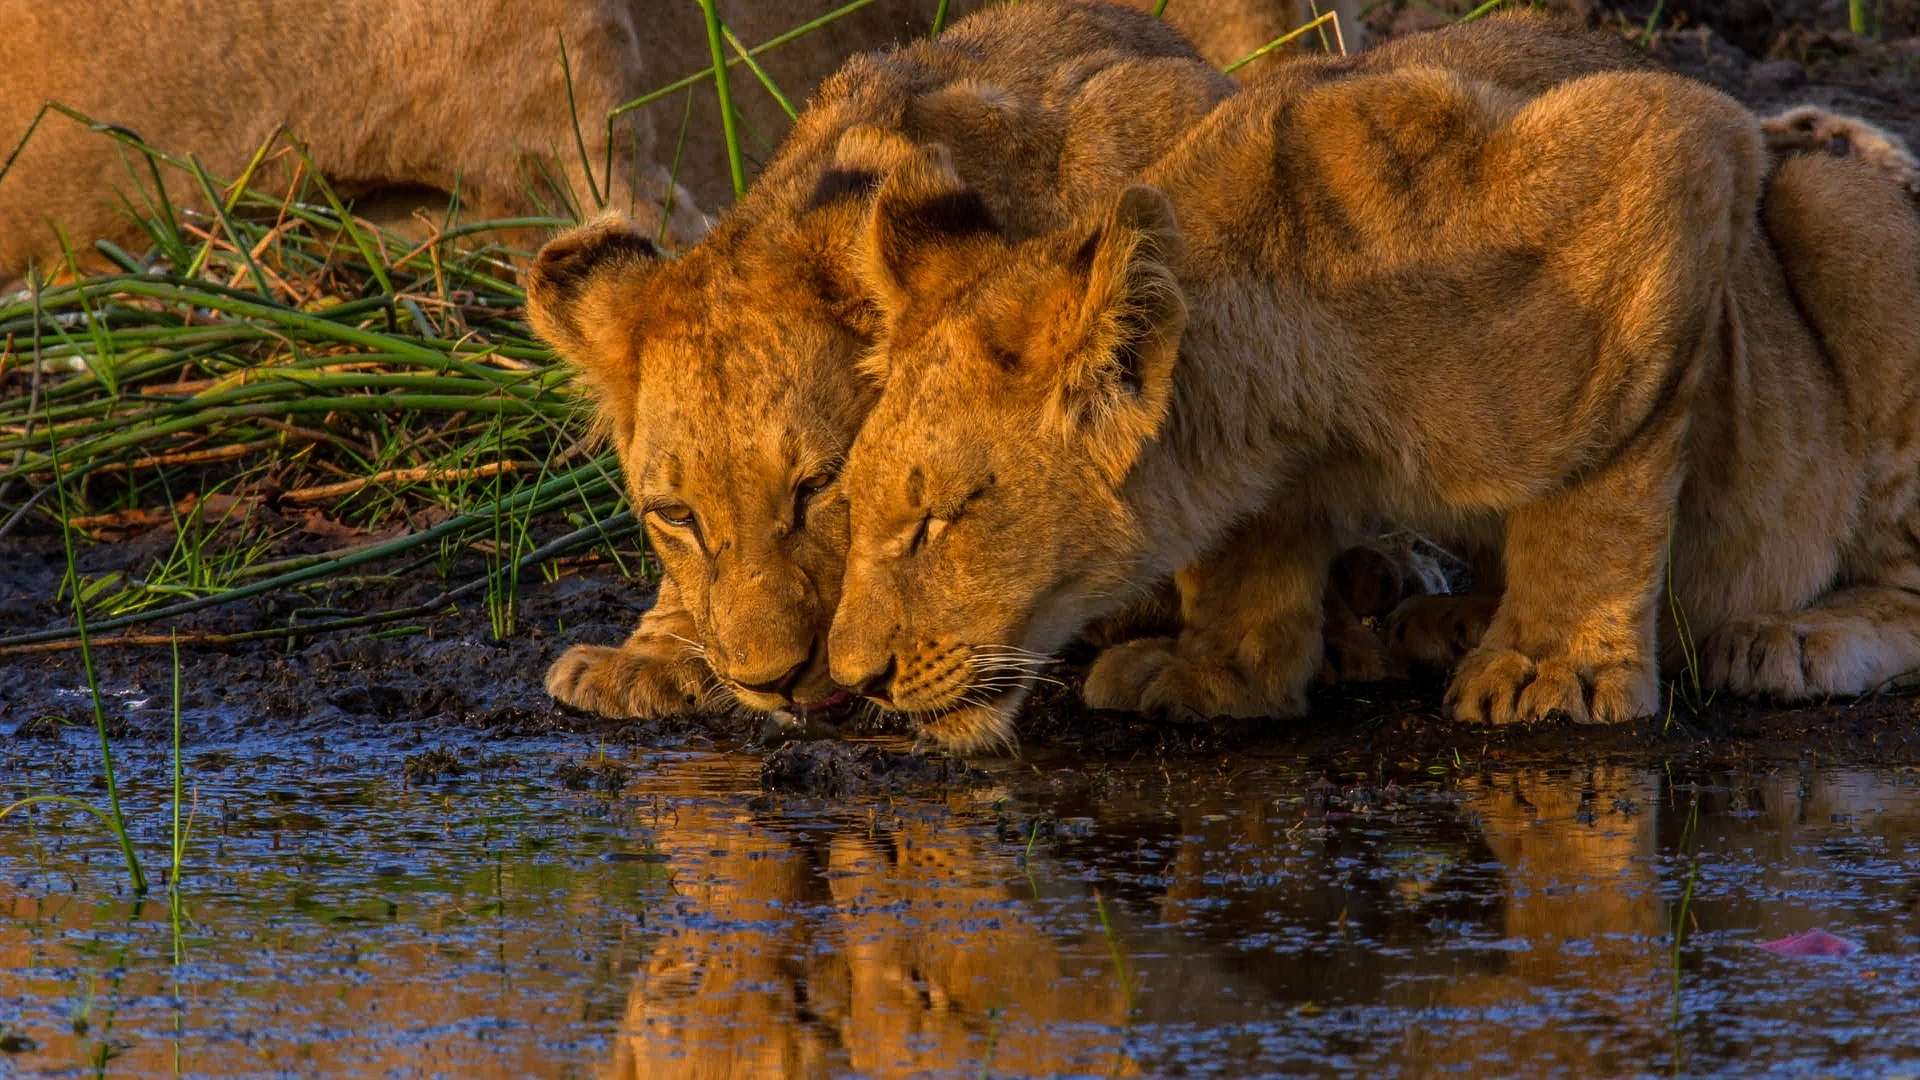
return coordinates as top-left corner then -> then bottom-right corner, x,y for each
3,728 -> 1918,1078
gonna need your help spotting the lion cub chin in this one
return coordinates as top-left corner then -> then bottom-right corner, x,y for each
829,64 -> 1776,744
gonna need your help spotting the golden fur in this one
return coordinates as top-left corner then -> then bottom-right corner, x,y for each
1,0 -> 738,281
529,2 -> 1235,723
830,38 -> 1920,752
528,6 -> 1911,746
1382,106 -> 1919,678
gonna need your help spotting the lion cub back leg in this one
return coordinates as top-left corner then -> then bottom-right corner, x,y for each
1701,153 -> 1920,699
1707,587 -> 1920,698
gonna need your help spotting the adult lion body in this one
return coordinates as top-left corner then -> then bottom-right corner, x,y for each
528,1 -> 1237,726
0,0 -> 1343,285
827,56 -> 1920,748
1,0 -> 729,280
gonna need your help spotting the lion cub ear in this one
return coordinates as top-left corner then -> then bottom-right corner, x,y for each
859,143 -> 1001,318
1050,185 -> 1188,482
805,127 -> 918,210
526,213 -> 661,438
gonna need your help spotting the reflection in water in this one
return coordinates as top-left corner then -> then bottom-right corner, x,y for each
2,734 -> 1917,1078
611,803 -> 1131,1079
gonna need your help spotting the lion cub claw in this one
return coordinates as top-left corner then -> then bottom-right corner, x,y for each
545,643 -> 710,718
1703,608 -> 1920,700
1447,648 -> 1657,726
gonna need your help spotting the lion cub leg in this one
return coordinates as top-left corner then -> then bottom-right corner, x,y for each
546,575 -> 716,718
1385,593 -> 1500,675
1702,150 -> 1920,701
1447,423 -> 1683,726
1321,536 -> 1456,682
1083,508 -> 1334,722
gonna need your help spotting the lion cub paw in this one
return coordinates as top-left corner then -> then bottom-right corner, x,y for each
1446,648 -> 1657,726
1384,593 -> 1499,674
1702,612 -> 1909,699
1763,106 -> 1920,195
1321,618 -> 1390,684
1083,637 -> 1311,722
545,642 -> 711,718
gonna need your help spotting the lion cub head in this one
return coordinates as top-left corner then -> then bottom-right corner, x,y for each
528,202 -> 883,716
829,148 -> 1188,751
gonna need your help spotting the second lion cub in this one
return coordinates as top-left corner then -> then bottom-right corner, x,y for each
826,66 -> 1770,741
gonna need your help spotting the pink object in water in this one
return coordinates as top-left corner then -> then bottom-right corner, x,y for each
1757,928 -> 1861,957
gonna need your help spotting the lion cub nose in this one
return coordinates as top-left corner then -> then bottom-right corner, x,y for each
852,657 -> 898,704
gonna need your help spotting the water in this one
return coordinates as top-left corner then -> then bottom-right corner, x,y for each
3,730 -> 1918,1078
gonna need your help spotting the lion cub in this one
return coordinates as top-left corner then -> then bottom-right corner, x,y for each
828,66 -> 1771,746
528,2 -> 1234,726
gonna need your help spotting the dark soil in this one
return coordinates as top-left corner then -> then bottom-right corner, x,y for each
1370,0 -> 1920,150
7,0 -> 1920,785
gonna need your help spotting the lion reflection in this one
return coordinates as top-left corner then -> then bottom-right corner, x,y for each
604,794 -> 1132,1079
603,761 -> 1920,1078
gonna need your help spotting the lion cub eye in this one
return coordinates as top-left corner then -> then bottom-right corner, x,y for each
651,503 -> 697,530
793,471 -> 835,528
906,514 -> 950,556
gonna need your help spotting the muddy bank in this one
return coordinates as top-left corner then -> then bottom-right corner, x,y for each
7,521 -> 1920,791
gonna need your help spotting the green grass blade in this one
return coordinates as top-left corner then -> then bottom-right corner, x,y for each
1221,11 -> 1343,72
557,33 -> 607,210
725,27 -> 798,120
48,408 -> 148,895
697,0 -> 746,197
184,154 -> 273,298
607,0 -> 878,120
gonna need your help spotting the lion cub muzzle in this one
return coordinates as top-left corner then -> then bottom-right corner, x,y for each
833,631 -> 1037,753
707,629 -> 831,711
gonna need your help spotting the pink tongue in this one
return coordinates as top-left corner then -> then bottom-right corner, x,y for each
800,689 -> 855,714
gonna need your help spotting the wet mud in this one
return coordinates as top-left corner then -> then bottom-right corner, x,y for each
7,517 -> 1920,779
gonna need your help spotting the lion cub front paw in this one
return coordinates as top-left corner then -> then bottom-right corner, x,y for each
1083,637 -> 1311,723
545,642 -> 711,718
1445,647 -> 1657,726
